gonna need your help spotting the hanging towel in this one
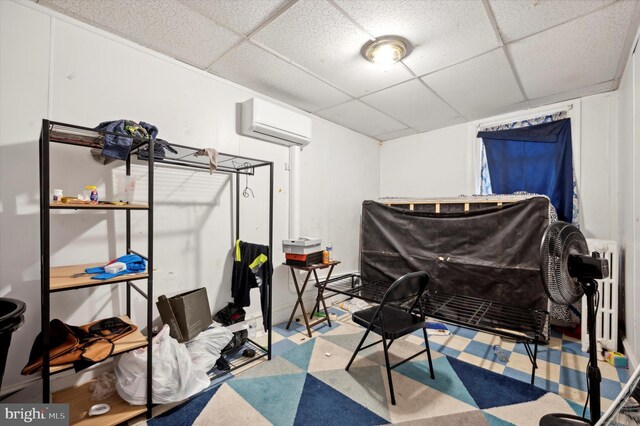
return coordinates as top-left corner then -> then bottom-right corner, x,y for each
231,240 -> 271,331
85,254 -> 146,280
195,148 -> 218,174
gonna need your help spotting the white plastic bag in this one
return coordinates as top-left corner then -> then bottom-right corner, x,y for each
114,325 -> 210,405
186,326 -> 233,373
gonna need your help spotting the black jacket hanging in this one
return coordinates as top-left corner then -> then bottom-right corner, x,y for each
231,240 -> 271,330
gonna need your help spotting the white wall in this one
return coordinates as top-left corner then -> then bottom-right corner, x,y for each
0,0 -> 379,395
616,32 -> 639,368
380,124 -> 472,198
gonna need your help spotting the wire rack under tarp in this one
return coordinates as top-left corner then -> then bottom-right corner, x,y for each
320,274 -> 390,303
422,291 -> 549,343
323,273 -> 549,344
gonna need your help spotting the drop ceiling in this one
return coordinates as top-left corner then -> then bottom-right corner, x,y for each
35,0 -> 640,141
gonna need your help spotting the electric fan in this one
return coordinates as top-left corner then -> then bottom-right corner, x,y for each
539,221 -> 609,426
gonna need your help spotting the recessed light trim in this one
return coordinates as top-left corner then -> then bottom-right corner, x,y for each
363,36 -> 408,66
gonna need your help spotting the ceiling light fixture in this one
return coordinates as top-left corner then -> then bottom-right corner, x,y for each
362,36 -> 409,66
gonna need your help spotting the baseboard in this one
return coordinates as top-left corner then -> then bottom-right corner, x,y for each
622,337 -> 638,370
0,377 -> 40,399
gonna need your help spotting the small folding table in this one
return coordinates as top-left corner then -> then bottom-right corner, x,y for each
284,261 -> 340,337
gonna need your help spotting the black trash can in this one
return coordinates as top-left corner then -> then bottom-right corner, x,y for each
0,298 -> 26,391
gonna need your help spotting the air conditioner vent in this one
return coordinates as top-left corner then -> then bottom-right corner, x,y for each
240,98 -> 311,147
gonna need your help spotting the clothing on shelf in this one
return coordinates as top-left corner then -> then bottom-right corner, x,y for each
94,119 -> 158,160
194,148 -> 219,174
137,138 -> 177,161
22,317 -> 137,375
85,254 -> 146,280
231,240 -> 271,330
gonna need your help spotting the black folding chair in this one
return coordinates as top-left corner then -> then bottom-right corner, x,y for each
345,271 -> 435,405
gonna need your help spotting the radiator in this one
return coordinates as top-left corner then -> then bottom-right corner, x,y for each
582,239 -> 619,352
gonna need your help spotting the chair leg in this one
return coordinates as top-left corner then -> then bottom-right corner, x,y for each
422,327 -> 435,380
382,335 -> 396,405
346,327 -> 372,371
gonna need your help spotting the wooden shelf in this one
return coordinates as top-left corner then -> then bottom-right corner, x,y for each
50,202 -> 148,210
50,263 -> 149,292
53,380 -> 147,426
50,315 -> 147,374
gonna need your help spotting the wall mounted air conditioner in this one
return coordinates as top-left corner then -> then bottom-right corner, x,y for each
240,98 -> 311,147
582,238 -> 619,352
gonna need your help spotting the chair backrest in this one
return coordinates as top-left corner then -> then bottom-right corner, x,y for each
381,271 -> 429,305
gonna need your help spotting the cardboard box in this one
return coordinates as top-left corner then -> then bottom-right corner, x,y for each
282,237 -> 322,254
156,287 -> 212,343
285,251 -> 324,266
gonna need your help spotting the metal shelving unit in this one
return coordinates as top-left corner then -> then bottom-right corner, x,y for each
38,119 -> 273,424
39,119 -> 155,424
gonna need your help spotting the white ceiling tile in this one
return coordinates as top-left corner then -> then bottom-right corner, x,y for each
489,0 -> 615,43
38,0 -> 241,68
422,49 -> 524,120
528,80 -> 614,108
509,0 -> 636,100
335,0 -> 500,76
376,128 -> 419,141
360,79 -> 464,132
179,0 -> 287,35
316,100 -> 406,137
252,0 -> 413,97
209,41 -> 351,112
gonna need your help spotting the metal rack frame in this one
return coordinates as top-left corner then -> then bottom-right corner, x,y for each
322,273 -> 549,384
40,119 -> 155,418
144,133 -> 275,371
39,119 -> 273,422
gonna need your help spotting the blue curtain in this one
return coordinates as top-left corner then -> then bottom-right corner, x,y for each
477,118 -> 574,222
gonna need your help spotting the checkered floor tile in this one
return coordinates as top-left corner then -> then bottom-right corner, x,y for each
255,305 -> 629,413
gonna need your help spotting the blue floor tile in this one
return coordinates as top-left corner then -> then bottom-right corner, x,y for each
310,321 -> 338,334
502,366 -> 531,383
561,340 -> 589,358
560,366 -> 588,392
537,347 -> 563,365
512,343 -> 561,365
617,367 -> 630,383
600,377 -> 623,400
273,321 -> 308,337
464,340 -> 509,364
447,324 -> 478,339
271,339 -> 299,358
536,378 -> 559,393
567,398 -> 590,419
273,318 -> 335,337
328,307 -> 347,316
502,367 -> 559,393
429,342 -> 461,358
513,343 -> 562,364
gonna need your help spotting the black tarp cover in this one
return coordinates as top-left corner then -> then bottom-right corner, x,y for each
360,197 -> 550,310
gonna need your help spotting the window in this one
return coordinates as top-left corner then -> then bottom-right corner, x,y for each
477,113 -> 578,224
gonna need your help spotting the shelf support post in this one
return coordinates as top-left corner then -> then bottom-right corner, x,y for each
126,156 -> 132,318
268,162 -> 273,360
146,138 -> 154,418
40,119 -> 51,403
